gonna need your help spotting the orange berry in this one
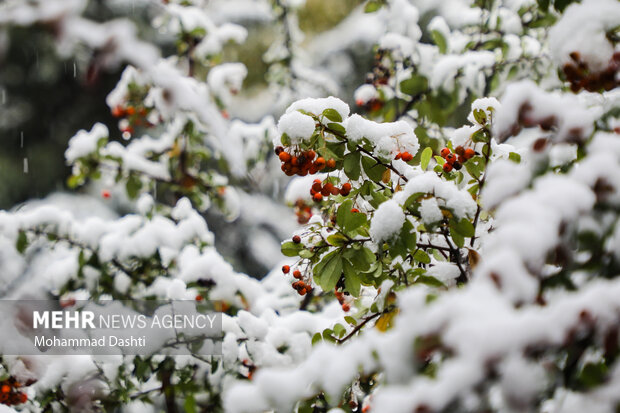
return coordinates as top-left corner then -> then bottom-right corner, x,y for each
315,157 -> 326,170
340,182 -> 352,196
330,186 -> 340,196
351,208 -> 360,213
342,303 -> 350,312
394,153 -> 402,160
293,270 -> 302,279
443,163 -> 453,173
464,148 -> 475,159
1,385 -> 10,393
282,265 -> 290,274
291,156 -> 299,166
18,392 -> 27,403
111,106 -> 125,118
279,152 -> 292,163
401,152 -> 413,162
445,153 -> 456,164
126,106 -> 136,116
326,158 -> 336,169
440,147 -> 450,158
458,155 -> 466,164
306,150 -> 316,161
195,294 -> 203,301
313,192 -> 323,202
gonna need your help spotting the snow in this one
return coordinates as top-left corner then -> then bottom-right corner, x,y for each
369,200 -> 406,243
345,114 -> 419,157
277,111 -> 316,143
548,0 -> 620,71
419,198 -> 443,225
285,96 -> 350,122
494,81 -> 598,143
65,123 -> 108,163
354,84 -> 379,105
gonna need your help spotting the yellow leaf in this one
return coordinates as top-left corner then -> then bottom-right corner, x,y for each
375,308 -> 399,332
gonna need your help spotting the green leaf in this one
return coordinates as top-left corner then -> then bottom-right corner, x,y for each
322,108 -> 343,123
450,227 -> 465,248
281,241 -> 302,257
16,231 -> 28,254
415,275 -> 446,288
312,332 -> 322,345
343,151 -> 361,180
413,249 -> 431,264
327,122 -> 346,136
314,250 -> 343,291
471,128 -> 490,143
126,174 -> 142,199
184,395 -> 196,413
364,0 -> 383,12
281,133 -> 291,146
451,218 -> 475,238
431,30 -> 448,54
361,156 -> 387,182
509,152 -> 521,163
327,233 -> 348,247
344,316 -> 357,326
473,109 -> 487,125
343,260 -> 361,297
337,199 -> 353,228
299,249 -> 313,259
420,147 -> 433,170
399,75 -> 428,96
579,362 -> 608,389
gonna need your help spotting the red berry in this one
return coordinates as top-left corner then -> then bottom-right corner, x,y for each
111,106 -> 125,118
292,235 -> 301,243
351,208 -> 360,213
126,106 -> 136,116
394,153 -> 402,160
464,148 -> 475,159
1,385 -> 10,393
342,303 -> 350,312
455,146 -> 465,156
306,150 -> 316,161
101,189 -> 111,199
282,265 -> 290,274
340,182 -> 352,196
443,163 -> 453,173
440,148 -> 450,158
326,159 -> 336,169
195,294 -> 203,301
313,193 -> 323,202
401,152 -> 413,162
315,157 -> 326,170
279,152 -> 292,163
293,270 -> 302,279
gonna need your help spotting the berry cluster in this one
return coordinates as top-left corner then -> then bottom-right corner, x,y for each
0,378 -> 27,406
293,200 -> 313,224
310,179 -> 351,203
394,151 -> 413,162
440,146 -> 475,173
281,265 -> 313,296
563,52 -> 620,93
335,290 -> 350,312
276,147 -> 336,177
